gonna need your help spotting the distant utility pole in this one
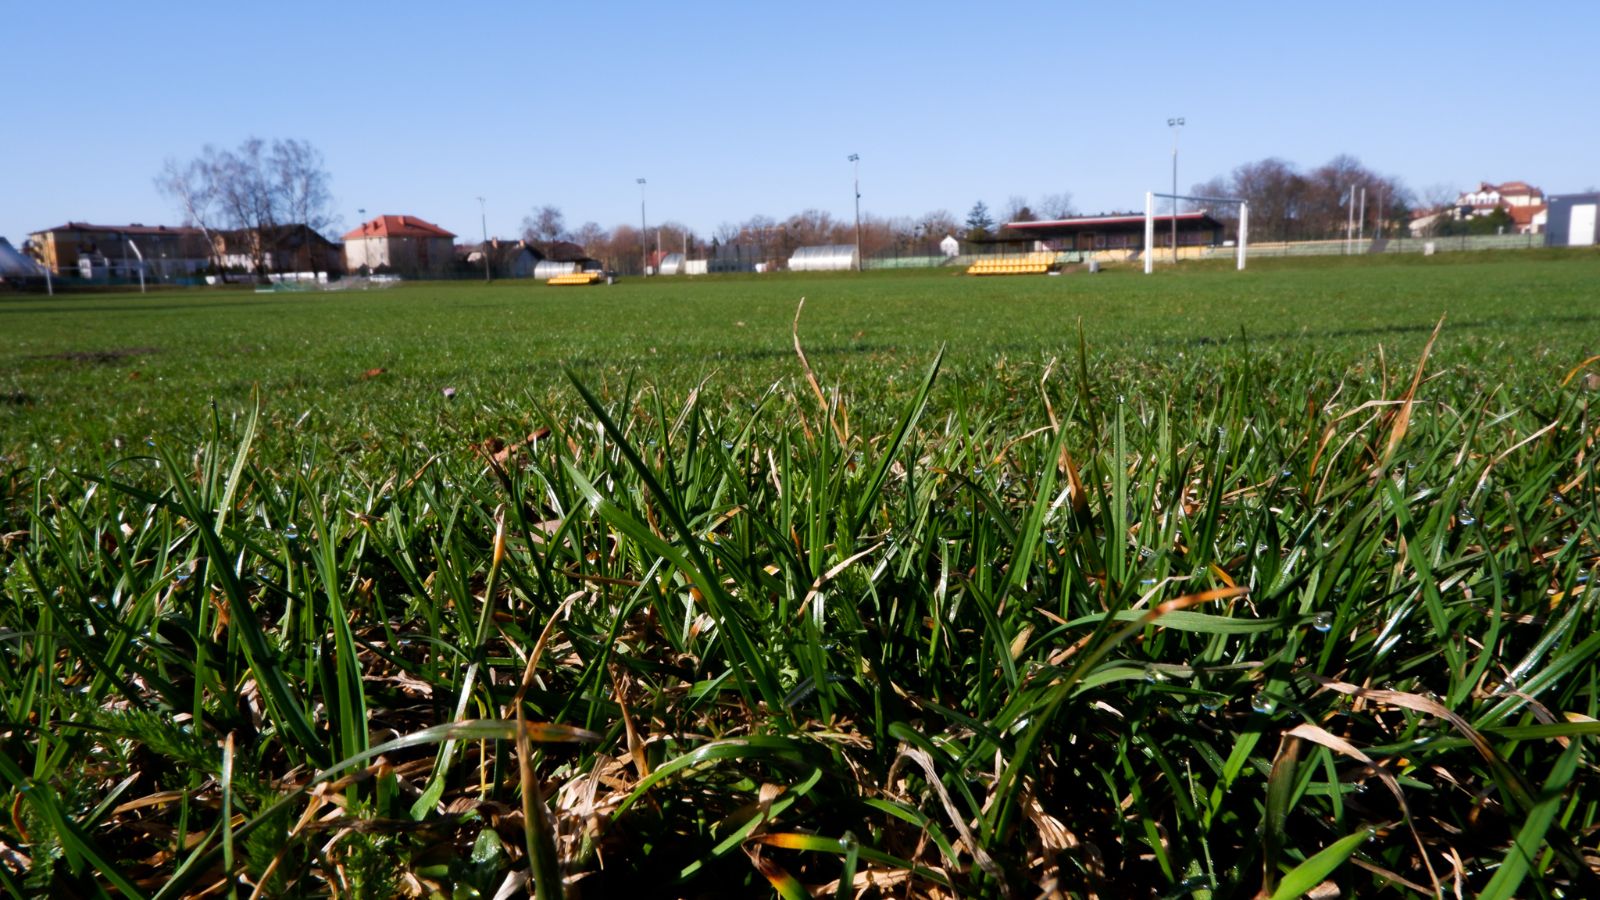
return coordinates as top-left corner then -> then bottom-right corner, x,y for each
1346,186 -> 1356,254
1357,187 -> 1366,248
1168,117 -> 1184,264
477,196 -> 490,282
849,153 -> 862,272
637,178 -> 648,276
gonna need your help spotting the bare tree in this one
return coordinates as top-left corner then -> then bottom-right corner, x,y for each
155,157 -> 223,271
520,205 -> 567,245
915,210 -> 959,240
1002,195 -> 1036,224
1037,192 -> 1077,219
569,222 -> 608,253
156,137 -> 336,277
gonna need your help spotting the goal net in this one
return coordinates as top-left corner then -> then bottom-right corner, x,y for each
1143,192 -> 1249,273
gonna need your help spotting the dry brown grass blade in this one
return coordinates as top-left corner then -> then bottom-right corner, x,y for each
886,744 -> 1008,894
611,665 -> 650,779
508,589 -> 587,714
1284,722 -> 1441,894
792,297 -> 848,445
1559,353 -> 1600,387
1047,585 -> 1249,666
1376,315 -> 1444,476
799,540 -> 883,621
1475,420 -> 1559,496
1309,674 -> 1496,764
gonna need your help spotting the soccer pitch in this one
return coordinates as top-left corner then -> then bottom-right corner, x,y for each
3,253 -> 1600,896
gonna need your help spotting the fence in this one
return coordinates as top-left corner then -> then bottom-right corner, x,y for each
1241,231 -> 1542,259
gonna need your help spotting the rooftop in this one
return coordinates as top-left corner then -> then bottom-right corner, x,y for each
34,222 -> 202,237
343,215 -> 456,241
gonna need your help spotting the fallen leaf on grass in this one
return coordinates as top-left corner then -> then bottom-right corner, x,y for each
474,428 -> 552,467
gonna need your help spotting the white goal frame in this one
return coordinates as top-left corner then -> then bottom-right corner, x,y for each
1144,192 -> 1249,273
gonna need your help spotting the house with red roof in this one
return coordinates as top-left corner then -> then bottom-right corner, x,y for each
342,215 -> 457,277
1453,181 -> 1548,234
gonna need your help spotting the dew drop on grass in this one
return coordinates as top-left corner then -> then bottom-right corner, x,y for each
1550,491 -> 1566,506
283,523 -> 299,541
1312,612 -> 1333,633
1199,695 -> 1223,711
174,569 -> 191,584
1251,694 -> 1276,714
1457,507 -> 1476,526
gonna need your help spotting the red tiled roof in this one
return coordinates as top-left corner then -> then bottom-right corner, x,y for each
1507,204 -> 1545,227
342,215 -> 456,240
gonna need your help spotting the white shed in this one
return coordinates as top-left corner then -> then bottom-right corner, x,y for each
939,234 -> 960,257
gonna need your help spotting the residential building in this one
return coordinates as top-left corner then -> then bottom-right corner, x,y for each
464,239 -> 540,278
342,215 -> 456,277
214,225 -> 343,275
1453,181 -> 1547,234
26,222 -> 211,278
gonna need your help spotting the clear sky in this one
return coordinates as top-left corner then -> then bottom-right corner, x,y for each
4,1 -> 1597,246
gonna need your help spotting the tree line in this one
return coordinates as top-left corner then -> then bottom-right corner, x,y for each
1187,155 -> 1417,243
158,138 -> 1499,274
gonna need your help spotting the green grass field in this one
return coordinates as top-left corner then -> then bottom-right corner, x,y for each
3,254 -> 1600,897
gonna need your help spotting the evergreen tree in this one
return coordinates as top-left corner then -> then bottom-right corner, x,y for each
965,201 -> 994,241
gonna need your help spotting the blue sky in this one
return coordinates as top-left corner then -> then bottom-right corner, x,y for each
3,1 -> 1597,245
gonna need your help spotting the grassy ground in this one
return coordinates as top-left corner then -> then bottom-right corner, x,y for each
3,254 -> 1600,897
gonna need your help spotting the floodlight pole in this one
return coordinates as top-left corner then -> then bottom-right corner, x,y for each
1357,187 -> 1366,249
1237,202 -> 1249,271
637,178 -> 648,276
477,196 -> 490,282
126,240 -> 146,293
1144,191 -> 1156,275
1346,186 -> 1356,255
1168,117 -> 1184,264
849,153 -> 862,272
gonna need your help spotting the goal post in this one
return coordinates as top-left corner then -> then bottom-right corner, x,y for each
1144,191 -> 1249,273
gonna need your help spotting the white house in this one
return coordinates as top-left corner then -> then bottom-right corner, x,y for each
939,234 -> 960,257
1453,181 -> 1547,234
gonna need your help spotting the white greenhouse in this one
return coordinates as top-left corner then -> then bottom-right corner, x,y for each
532,260 -> 580,279
787,244 -> 858,272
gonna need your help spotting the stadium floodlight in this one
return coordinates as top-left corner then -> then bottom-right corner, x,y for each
477,197 -> 490,282
1168,117 -> 1184,264
1144,191 -> 1248,274
848,154 -> 862,272
637,178 -> 648,276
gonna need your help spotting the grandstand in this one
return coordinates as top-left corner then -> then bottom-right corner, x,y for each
966,251 -> 1057,276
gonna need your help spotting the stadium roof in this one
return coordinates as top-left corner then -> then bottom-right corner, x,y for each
34,222 -> 202,236
1004,211 -> 1220,231
343,215 -> 456,241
